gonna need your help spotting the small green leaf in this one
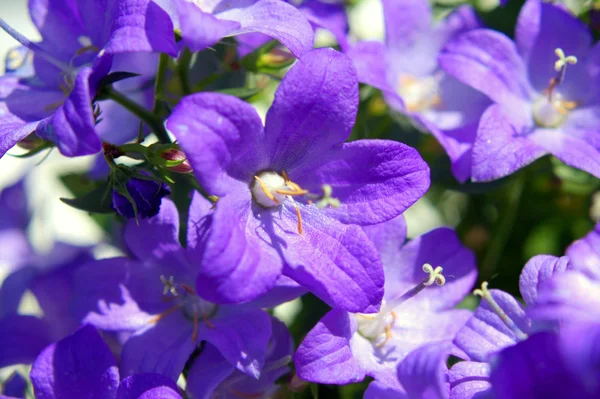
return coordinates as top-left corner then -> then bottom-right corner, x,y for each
217,87 -> 264,99
60,184 -> 114,214
9,141 -> 54,158
100,71 -> 141,86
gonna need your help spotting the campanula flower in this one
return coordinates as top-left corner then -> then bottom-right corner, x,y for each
154,0 -> 314,57
0,0 -> 176,158
111,176 -> 171,219
30,324 -> 184,399
449,255 -> 570,398
439,0 -> 600,181
293,216 -> 476,387
72,198 -> 292,383
166,48 -> 430,312
346,0 -> 489,182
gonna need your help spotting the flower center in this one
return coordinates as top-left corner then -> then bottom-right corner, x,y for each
473,281 -> 528,341
398,74 -> 442,113
355,264 -> 446,347
533,48 -> 578,128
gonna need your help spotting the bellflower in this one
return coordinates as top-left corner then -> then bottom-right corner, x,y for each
449,255 -> 570,398
530,220 -> 600,324
155,0 -> 314,57
293,216 -> 476,387
346,0 -> 489,182
166,48 -> 430,312
439,0 -> 600,181
0,180 -> 32,271
0,0 -> 177,158
111,176 -> 171,219
72,197 -> 292,383
30,324 -> 183,399
185,317 -> 293,398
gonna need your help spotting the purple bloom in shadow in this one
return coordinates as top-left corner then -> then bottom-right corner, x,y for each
0,0 -> 176,158
112,177 -> 171,219
439,0 -> 600,181
154,0 -> 314,57
449,255 -> 570,398
293,216 -> 476,387
166,48 -> 430,312
346,0 -> 489,182
30,324 -> 183,399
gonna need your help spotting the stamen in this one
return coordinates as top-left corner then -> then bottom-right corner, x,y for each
275,188 -> 309,196
192,305 -> 199,341
254,175 -> 279,205
547,48 -> 578,100
160,275 -> 178,296
473,282 -> 528,341
375,310 -> 396,348
148,304 -> 181,324
295,205 -> 303,235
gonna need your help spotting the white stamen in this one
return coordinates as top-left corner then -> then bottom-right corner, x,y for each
251,171 -> 288,207
473,282 -> 528,341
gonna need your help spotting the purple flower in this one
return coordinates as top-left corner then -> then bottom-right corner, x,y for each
30,324 -> 183,399
449,255 -> 570,398
439,0 -> 600,181
0,0 -> 176,158
111,176 -> 171,219
155,0 -> 314,57
166,48 -> 430,311
293,216 -> 476,387
0,180 -> 32,271
72,198 -> 289,383
1,372 -> 27,398
346,0 -> 489,182
185,317 -> 293,398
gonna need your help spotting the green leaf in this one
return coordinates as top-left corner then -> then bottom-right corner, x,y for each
217,87 -> 264,99
60,183 -> 114,214
9,141 -> 54,158
100,71 -> 141,86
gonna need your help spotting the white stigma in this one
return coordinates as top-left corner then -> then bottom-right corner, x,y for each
251,171 -> 289,207
473,282 -> 528,341
532,95 -> 569,127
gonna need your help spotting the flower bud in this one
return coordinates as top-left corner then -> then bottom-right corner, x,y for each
112,177 -> 171,219
160,148 -> 193,174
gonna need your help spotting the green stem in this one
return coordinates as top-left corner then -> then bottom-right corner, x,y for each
178,48 -> 193,95
105,87 -> 171,144
480,172 -> 526,281
153,53 -> 169,112
118,143 -> 149,155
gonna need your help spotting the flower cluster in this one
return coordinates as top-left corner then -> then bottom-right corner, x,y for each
0,0 -> 599,398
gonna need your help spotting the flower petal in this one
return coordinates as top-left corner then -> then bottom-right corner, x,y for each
292,140 -> 430,226
449,361 -> 491,399
362,214 -> 407,268
397,341 -> 452,399
471,104 -> 546,182
364,381 -> 408,399
166,92 -> 266,196
30,325 -> 120,399
382,0 -> 431,50
454,289 -> 529,362
264,48 -> 358,171
0,314 -> 52,368
276,203 -> 384,313
117,373 -> 182,399
566,220 -> 600,278
185,343 -> 236,398
294,309 -> 366,385
519,255 -> 571,307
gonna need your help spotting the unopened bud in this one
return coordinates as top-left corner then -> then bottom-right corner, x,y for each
161,148 -> 193,174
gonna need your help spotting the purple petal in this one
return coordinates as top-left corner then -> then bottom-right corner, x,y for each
0,267 -> 36,318
566,221 -> 600,278
292,139 -> 430,226
384,227 -> 477,311
185,343 -> 236,398
194,194 -> 283,304
244,275 -> 307,309
454,289 -> 529,361
0,179 -> 28,231
2,372 -> 27,398
264,48 -> 358,170
471,104 -> 546,182
516,0 -> 592,94
120,311 -> 196,381
186,191 -> 214,251
0,314 -> 52,368
201,306 -> 272,378
528,128 -> 600,179
117,373 -> 182,399
103,0 -> 178,56
276,204 -> 384,313
212,0 -> 314,58
449,361 -> 491,399
174,0 -> 241,52
382,0 -> 431,50
300,0 -> 349,50
166,92 -> 266,196
294,309 -> 366,385
30,325 -> 119,399
362,215 -> 407,268
397,341 -> 452,399
364,381 -> 408,399
519,255 -> 571,306
439,29 -> 532,113
490,331 -> 592,399
123,199 -> 182,263
36,67 -> 102,157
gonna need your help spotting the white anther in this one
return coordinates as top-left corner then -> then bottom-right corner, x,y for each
160,275 -> 178,296
422,263 -> 446,286
554,48 -> 578,71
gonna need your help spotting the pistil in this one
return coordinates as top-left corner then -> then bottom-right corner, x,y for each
473,282 -> 528,341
